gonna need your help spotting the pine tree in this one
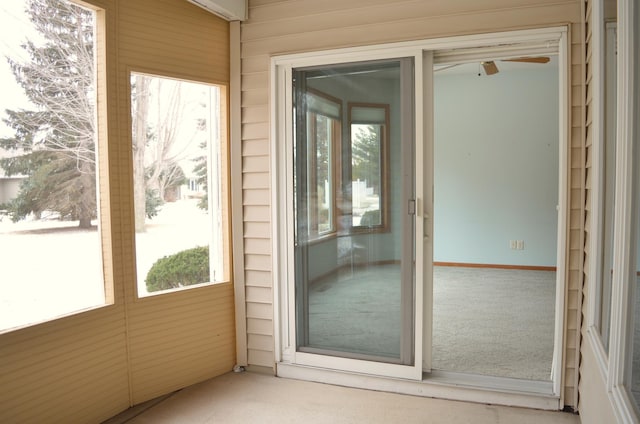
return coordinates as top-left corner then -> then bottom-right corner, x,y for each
0,0 -> 96,228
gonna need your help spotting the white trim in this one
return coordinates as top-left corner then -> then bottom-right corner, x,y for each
230,21 -> 248,367
587,0 -> 606,331
277,363 -> 560,411
587,0 -> 617,380
608,0 -> 640,421
272,27 -> 567,68
420,50 -> 432,372
550,28 -> 570,400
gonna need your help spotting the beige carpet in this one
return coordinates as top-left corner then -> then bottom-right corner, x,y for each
432,266 -> 555,380
307,265 -> 555,380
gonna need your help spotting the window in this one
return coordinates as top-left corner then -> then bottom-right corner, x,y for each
349,103 -> 390,231
597,23 -> 617,353
0,0 -> 104,332
130,73 -> 228,297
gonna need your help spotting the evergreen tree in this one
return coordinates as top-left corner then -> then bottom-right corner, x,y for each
351,124 -> 382,194
193,141 -> 208,210
0,0 -> 96,228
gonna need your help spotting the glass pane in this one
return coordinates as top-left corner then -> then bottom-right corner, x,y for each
0,1 -> 104,331
629,0 -> 640,408
351,123 -> 383,227
130,73 -> 224,297
599,22 -> 617,352
293,59 -> 414,363
315,114 -> 333,234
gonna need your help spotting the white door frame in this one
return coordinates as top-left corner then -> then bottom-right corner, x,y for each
271,25 -> 569,408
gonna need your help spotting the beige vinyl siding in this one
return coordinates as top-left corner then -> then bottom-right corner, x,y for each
241,0 -> 584,405
564,19 -> 586,407
0,1 -> 234,422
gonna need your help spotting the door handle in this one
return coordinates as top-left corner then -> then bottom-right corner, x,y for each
424,213 -> 429,239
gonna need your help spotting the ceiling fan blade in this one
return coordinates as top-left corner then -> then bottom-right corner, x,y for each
482,61 -> 499,75
503,56 -> 551,64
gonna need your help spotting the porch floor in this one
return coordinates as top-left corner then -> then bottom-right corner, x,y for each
120,371 -> 580,424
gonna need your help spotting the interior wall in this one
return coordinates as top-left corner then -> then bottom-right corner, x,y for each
434,64 -> 559,267
0,1 -> 235,422
242,0 -> 584,407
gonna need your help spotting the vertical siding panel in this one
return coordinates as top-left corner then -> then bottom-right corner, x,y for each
242,0 -> 584,402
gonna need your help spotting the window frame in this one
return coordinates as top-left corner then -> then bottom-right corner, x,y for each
0,0 -> 111,333
348,102 -> 391,234
128,71 -> 231,298
603,0 -> 640,421
304,88 -> 342,241
587,0 -> 618,375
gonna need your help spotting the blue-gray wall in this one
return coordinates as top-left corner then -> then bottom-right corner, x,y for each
434,63 -> 559,266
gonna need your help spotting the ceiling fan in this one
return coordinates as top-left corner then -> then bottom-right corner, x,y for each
480,56 -> 551,75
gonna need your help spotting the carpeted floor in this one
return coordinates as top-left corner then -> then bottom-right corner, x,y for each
307,264 -> 555,381
432,266 -> 555,380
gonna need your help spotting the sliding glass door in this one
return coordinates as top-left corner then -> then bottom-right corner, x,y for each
292,59 -> 416,365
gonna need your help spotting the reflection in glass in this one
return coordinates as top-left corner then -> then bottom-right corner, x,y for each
350,105 -> 388,229
599,22 -> 617,353
292,59 -> 414,363
630,0 -> 640,407
305,90 -> 340,237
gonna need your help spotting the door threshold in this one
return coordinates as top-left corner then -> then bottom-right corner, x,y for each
277,363 -> 560,410
426,370 -> 554,396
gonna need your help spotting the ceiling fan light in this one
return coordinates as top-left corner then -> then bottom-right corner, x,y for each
481,61 -> 499,75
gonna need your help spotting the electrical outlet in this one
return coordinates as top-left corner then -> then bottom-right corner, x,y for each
516,240 -> 524,250
510,240 -> 517,249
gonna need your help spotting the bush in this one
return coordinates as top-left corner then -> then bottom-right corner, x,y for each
146,246 -> 210,292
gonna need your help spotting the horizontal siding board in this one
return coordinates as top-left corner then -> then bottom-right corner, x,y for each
248,348 -> 275,367
242,55 -> 271,74
243,122 -> 271,140
244,205 -> 272,222
242,88 -> 270,107
245,270 -> 273,287
243,139 -> 270,156
243,188 -> 272,206
247,317 -> 274,336
247,302 -> 274,319
245,237 -> 273,254
243,155 -> 270,173
243,105 -> 269,123
248,333 -> 275,351
246,286 -> 274,304
245,254 -> 273,271
242,72 -> 270,90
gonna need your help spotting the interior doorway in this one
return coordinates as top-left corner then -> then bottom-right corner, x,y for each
431,56 -> 560,380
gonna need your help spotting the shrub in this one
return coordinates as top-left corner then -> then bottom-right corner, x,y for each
146,246 -> 210,292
